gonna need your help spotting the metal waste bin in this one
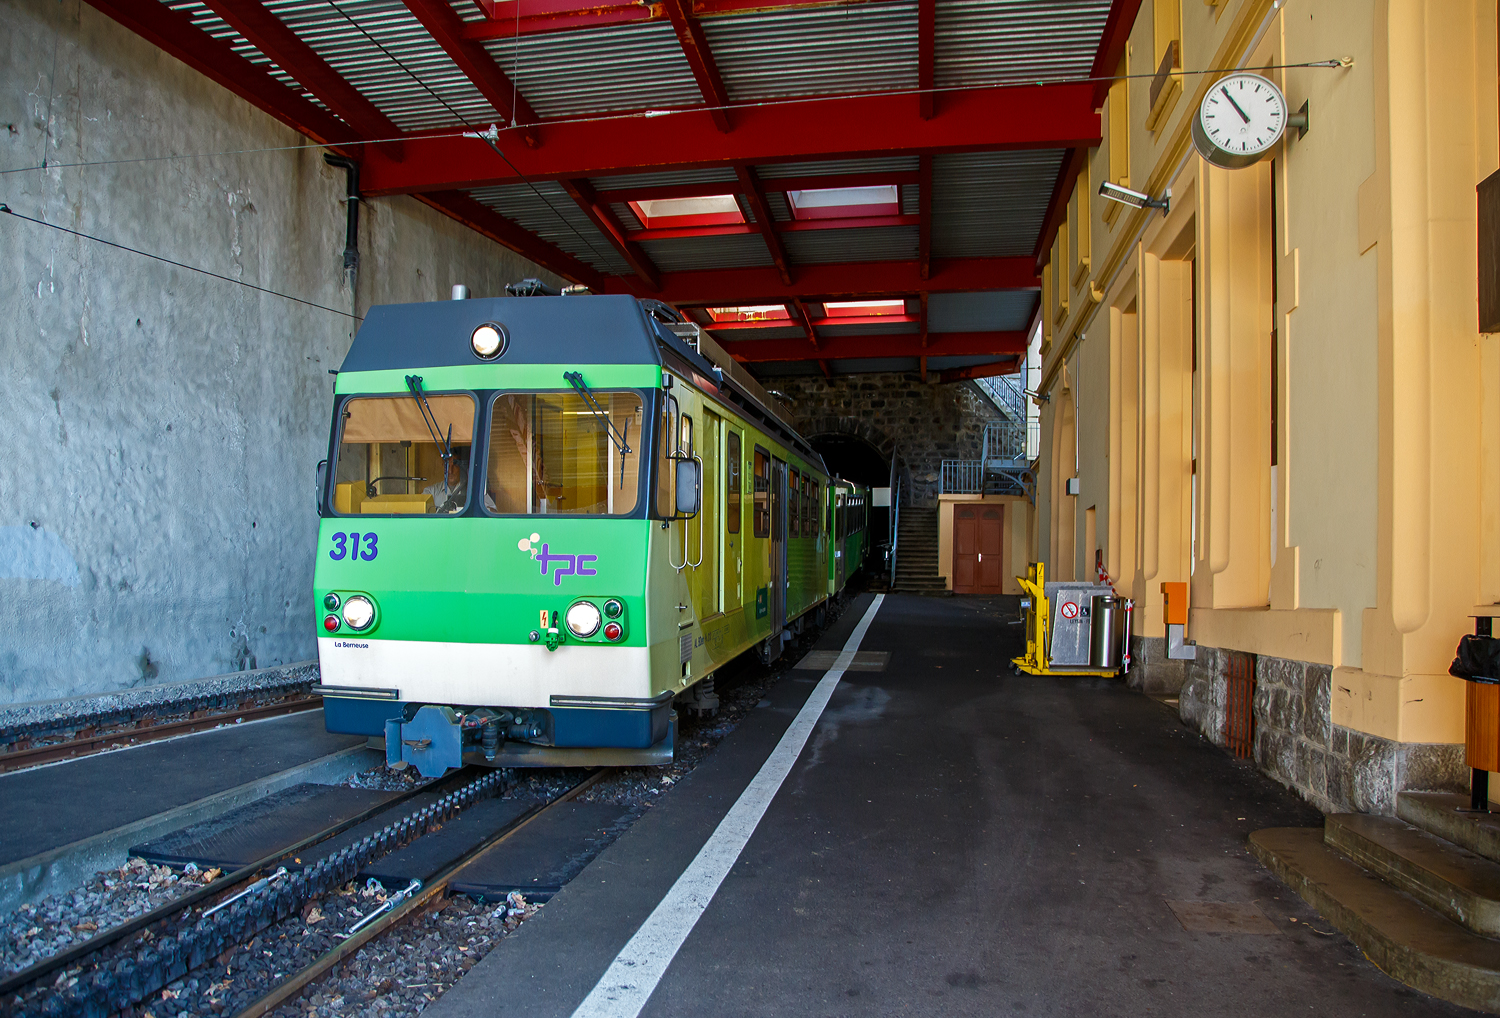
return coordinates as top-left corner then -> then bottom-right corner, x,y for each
1090,595 -> 1124,669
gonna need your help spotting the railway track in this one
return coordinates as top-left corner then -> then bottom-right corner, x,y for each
0,694 -> 323,774
1,766 -> 606,1018
230,769 -> 607,1018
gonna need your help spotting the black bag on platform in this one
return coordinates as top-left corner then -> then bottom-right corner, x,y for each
1451,635 -> 1500,684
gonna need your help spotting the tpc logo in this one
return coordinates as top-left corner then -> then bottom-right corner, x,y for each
517,533 -> 598,586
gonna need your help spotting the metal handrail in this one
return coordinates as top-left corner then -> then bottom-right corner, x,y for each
687,454 -> 705,569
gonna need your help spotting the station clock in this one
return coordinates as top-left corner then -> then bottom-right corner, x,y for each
1191,72 -> 1299,169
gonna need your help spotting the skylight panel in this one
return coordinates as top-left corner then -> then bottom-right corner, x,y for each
823,300 -> 908,317
629,195 -> 745,229
706,305 -> 790,323
786,185 -> 899,221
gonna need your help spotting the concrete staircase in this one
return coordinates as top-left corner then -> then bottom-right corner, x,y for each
893,506 -> 946,593
1253,793 -> 1500,1011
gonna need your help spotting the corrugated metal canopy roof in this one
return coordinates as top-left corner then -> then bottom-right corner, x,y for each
141,0 -> 1122,377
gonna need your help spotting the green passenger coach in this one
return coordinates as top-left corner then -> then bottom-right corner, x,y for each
313,288 -> 868,777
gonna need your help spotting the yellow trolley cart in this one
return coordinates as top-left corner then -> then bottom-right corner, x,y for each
1012,562 -> 1132,677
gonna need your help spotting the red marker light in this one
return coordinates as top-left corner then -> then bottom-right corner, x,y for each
323,615 -> 340,632
604,622 -> 622,641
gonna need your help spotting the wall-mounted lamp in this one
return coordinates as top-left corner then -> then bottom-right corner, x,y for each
1098,181 -> 1171,217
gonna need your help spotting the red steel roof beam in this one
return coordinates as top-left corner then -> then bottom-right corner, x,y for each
558,178 -> 661,289
415,191 -> 606,288
734,165 -> 793,286
917,0 -> 935,120
82,0 -> 357,149
359,82 -> 1101,195
725,331 -> 1028,362
402,0 -> 541,148
791,299 -> 818,348
603,258 -> 1038,303
197,0 -> 405,160
661,0 -> 733,132
937,358 -> 1021,384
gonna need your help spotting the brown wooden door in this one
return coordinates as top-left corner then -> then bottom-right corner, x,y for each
978,506 -> 1004,591
952,505 -> 1003,594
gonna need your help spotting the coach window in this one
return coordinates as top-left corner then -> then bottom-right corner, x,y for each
334,393 -> 476,516
803,477 -> 814,537
753,446 -> 770,538
680,414 -> 694,457
727,431 -> 742,533
654,394 -> 679,518
485,391 -> 643,515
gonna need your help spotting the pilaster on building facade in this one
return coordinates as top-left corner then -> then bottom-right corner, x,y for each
1030,0 -> 1500,814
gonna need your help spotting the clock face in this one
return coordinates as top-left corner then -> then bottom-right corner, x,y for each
1198,73 -> 1287,158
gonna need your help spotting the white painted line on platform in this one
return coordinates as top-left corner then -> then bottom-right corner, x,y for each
569,594 -> 886,1018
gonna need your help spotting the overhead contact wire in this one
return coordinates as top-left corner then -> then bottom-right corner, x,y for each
0,204 -> 362,319
0,60 -> 1350,178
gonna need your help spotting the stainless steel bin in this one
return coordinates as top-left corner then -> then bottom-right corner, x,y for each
1090,595 -> 1124,669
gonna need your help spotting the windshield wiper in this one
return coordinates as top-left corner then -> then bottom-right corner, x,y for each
404,374 -> 453,467
563,371 -> 633,488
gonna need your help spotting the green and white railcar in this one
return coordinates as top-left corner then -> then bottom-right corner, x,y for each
313,292 -> 867,776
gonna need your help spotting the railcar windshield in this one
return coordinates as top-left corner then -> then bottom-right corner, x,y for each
332,393 -> 477,515
485,391 -> 645,515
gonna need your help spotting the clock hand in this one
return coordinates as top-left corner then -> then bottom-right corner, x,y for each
1221,87 -> 1252,124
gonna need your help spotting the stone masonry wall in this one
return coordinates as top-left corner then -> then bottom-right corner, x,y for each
1179,646 -> 1465,815
757,373 -> 1007,506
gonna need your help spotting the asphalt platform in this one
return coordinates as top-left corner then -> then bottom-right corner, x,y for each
429,592 -> 1476,1018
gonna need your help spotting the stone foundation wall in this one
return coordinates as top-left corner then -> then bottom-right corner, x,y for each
757,373 -> 1006,506
1126,636 -> 1189,695
1178,645 -> 1465,814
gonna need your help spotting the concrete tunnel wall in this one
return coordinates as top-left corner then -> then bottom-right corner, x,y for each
0,0 -> 563,704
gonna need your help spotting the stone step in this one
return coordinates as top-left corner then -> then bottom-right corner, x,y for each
1251,827 -> 1500,1013
1399,792 -> 1500,866
1325,813 -> 1500,936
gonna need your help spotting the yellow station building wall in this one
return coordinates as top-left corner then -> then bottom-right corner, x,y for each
1031,0 -> 1499,767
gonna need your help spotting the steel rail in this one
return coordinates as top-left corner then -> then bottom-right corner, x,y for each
0,695 -> 323,773
0,765 -> 480,999
229,769 -> 612,1018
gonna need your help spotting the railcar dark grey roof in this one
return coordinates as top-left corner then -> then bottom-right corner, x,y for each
339,295 -> 663,373
339,295 -> 827,468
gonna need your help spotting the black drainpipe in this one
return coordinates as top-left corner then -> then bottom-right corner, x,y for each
323,154 -> 360,292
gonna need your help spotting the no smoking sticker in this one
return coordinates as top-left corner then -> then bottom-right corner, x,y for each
1060,601 -> 1079,619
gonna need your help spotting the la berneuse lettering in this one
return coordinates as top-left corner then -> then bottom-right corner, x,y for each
334,640 -> 369,649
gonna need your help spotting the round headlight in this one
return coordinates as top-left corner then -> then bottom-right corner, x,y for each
471,323 -> 507,360
324,592 -> 341,611
603,599 -> 623,619
565,601 -> 602,638
342,595 -> 376,631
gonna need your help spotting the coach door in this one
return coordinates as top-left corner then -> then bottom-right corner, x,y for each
725,428 -> 743,613
771,457 -> 787,628
695,410 -> 722,618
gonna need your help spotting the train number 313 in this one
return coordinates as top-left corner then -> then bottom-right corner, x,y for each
329,532 -> 379,561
